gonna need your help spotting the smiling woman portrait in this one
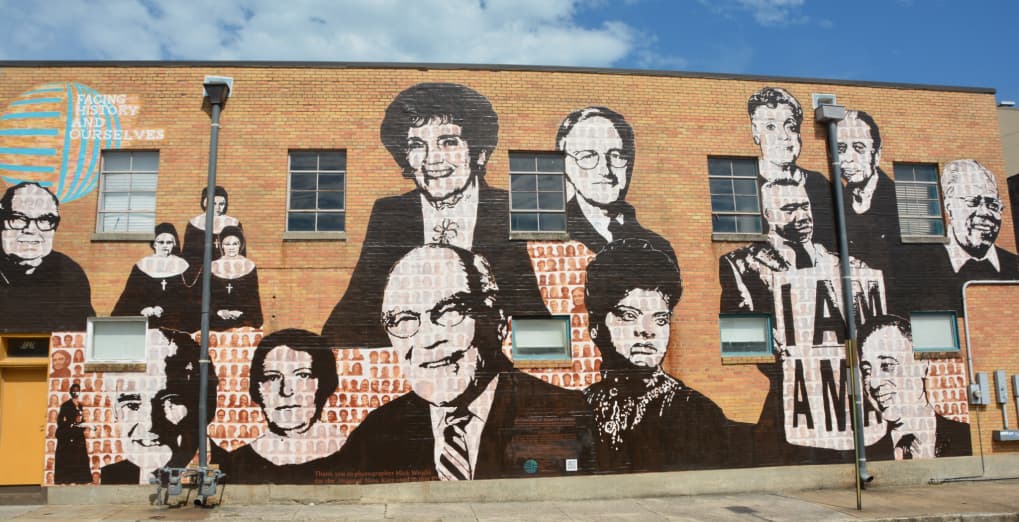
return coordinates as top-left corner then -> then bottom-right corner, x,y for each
220,329 -> 338,483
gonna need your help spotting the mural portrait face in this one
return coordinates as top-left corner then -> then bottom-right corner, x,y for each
837,113 -> 880,186
943,161 -> 1002,257
257,345 -> 320,435
382,247 -> 482,406
406,119 -> 479,203
860,325 -> 926,424
212,196 -> 227,216
153,232 -> 176,257
561,115 -> 629,206
763,182 -> 813,244
1,183 -> 59,266
107,363 -> 184,473
221,234 -> 242,258
602,288 -> 671,368
751,103 -> 802,172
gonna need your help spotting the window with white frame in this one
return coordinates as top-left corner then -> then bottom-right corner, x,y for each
719,314 -> 773,356
709,157 -> 763,234
910,312 -> 960,352
509,153 -> 566,233
288,151 -> 346,232
511,316 -> 571,361
894,162 -> 946,237
96,150 -> 158,233
86,316 -> 147,362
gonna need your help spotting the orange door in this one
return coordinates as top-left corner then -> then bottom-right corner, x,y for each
0,367 -> 48,485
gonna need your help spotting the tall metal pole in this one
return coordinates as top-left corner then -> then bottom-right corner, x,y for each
198,84 -> 228,469
818,107 -> 871,510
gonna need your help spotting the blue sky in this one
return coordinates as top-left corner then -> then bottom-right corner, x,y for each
1,0 -> 1016,101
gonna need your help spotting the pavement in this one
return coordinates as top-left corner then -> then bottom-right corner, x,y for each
0,478 -> 1016,521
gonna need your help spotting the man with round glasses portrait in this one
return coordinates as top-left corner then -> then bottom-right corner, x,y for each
0,181 -> 94,332
555,106 -> 676,263
899,159 -> 1018,311
324,244 -> 594,481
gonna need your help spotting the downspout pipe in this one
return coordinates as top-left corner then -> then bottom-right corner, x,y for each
198,81 -> 230,469
815,104 -> 873,496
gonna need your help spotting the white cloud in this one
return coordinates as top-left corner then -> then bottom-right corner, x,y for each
0,0 -> 649,67
698,0 -> 809,27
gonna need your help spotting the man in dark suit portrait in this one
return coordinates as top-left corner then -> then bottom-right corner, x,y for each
322,82 -> 547,348
554,106 -> 675,263
327,244 -> 594,481
0,181 -> 94,333
859,315 -> 971,460
748,87 -> 835,250
904,160 -> 1019,311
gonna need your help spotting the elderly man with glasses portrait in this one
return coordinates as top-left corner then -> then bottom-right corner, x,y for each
0,181 -> 94,332
554,106 -> 676,264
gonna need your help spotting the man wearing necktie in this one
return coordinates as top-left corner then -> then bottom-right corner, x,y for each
901,160 -> 1019,312
326,244 -> 595,481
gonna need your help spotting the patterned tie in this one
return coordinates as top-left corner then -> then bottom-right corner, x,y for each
437,407 -> 472,481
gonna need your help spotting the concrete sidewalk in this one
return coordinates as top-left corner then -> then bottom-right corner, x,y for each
0,478 -> 1015,521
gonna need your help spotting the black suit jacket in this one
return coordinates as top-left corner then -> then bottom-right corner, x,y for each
898,243 -> 1019,313
867,414 -> 972,460
322,369 -> 596,481
0,251 -> 95,333
565,198 -> 676,263
322,184 -> 548,348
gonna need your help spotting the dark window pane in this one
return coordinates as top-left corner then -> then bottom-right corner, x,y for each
929,220 -> 945,235
713,214 -> 737,233
318,191 -> 344,210
711,195 -> 735,212
732,160 -> 758,178
733,179 -> 758,196
317,212 -> 345,231
926,201 -> 943,217
538,192 -> 564,210
539,212 -> 566,231
509,155 -> 535,172
914,165 -> 938,182
290,152 -> 318,170
511,174 -> 537,192
319,174 -> 344,190
537,174 -> 563,191
290,173 -> 317,190
709,179 -> 732,195
737,215 -> 763,233
6,337 -> 49,357
735,195 -> 759,212
290,191 -> 316,210
512,213 -> 539,231
319,152 -> 346,171
894,164 -> 915,181
536,155 -> 564,172
288,213 -> 315,231
708,159 -> 731,177
926,185 -> 940,199
512,192 -> 538,210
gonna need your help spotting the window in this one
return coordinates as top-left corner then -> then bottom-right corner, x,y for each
97,150 -> 158,233
910,312 -> 960,352
719,315 -> 773,356
511,317 -> 571,361
709,157 -> 763,234
86,317 -> 147,363
509,153 -> 566,233
2,337 -> 50,358
288,151 -> 346,232
894,163 -> 945,237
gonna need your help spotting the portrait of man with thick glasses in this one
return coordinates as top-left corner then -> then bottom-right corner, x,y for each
323,244 -> 594,481
0,181 -> 94,332
554,106 -> 675,264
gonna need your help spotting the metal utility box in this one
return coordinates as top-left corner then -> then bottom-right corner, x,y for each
969,372 -> 991,405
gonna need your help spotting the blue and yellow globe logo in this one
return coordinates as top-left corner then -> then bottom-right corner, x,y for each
0,82 -> 122,203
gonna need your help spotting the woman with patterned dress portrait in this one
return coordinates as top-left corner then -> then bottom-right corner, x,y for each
112,223 -> 197,332
583,239 -> 732,472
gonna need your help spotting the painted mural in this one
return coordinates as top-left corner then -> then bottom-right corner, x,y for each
0,79 -> 998,487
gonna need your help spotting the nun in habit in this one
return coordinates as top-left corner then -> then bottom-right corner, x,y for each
182,185 -> 242,286
112,223 -> 197,332
209,225 -> 262,331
